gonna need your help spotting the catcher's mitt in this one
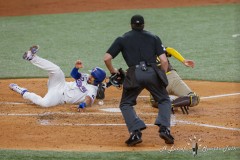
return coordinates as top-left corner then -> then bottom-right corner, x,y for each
108,68 -> 126,88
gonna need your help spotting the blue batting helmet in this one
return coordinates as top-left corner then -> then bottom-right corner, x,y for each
90,67 -> 106,85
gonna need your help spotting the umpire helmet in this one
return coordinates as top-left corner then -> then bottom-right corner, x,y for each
90,67 -> 106,85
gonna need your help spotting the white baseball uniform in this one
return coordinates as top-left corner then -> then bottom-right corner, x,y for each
23,56 -> 98,107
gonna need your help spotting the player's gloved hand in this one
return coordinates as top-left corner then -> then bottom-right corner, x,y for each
78,102 -> 86,112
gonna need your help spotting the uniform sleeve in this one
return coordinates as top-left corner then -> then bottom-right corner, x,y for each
166,47 -> 185,62
86,85 -> 98,104
71,67 -> 82,80
106,37 -> 123,59
155,36 -> 166,56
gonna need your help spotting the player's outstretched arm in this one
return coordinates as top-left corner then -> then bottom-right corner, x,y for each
166,47 -> 185,62
70,60 -> 84,80
166,47 -> 195,68
77,96 -> 92,112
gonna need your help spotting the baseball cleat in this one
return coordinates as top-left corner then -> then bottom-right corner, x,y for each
9,83 -> 28,95
23,45 -> 39,60
29,45 -> 40,54
125,130 -> 142,146
159,126 -> 174,144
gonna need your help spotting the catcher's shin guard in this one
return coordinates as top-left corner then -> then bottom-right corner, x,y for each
172,92 -> 200,107
172,92 -> 200,114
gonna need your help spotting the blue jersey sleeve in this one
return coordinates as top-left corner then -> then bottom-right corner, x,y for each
71,67 -> 82,80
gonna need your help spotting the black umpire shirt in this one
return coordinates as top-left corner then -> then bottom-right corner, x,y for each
107,29 -> 166,67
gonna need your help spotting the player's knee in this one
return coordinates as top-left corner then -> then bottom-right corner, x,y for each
39,101 -> 53,108
54,66 -> 62,73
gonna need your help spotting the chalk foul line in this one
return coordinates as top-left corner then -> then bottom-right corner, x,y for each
0,102 -> 33,105
0,111 -> 239,131
200,93 -> 240,99
38,119 -> 240,131
0,112 -> 155,116
176,120 -> 240,131
139,92 -> 240,100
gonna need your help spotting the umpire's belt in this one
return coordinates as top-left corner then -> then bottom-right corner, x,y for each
135,62 -> 152,67
135,61 -> 153,71
135,64 -> 151,68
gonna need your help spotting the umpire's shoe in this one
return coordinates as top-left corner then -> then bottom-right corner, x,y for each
159,126 -> 174,144
23,45 -> 40,61
125,130 -> 142,146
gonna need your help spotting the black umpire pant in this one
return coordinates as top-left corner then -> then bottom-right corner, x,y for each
120,66 -> 171,133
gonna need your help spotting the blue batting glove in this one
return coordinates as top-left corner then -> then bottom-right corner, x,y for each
78,102 -> 86,109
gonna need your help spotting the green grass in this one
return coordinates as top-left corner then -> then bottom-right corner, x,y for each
0,4 -> 239,81
0,148 -> 239,160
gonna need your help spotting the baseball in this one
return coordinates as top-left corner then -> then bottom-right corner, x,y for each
98,100 -> 104,105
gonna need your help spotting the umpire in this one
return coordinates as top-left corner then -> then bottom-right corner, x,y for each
104,15 -> 174,146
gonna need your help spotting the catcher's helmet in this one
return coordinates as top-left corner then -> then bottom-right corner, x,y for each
90,67 -> 106,85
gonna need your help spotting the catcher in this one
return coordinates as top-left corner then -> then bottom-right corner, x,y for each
9,45 -> 106,112
150,47 -> 200,114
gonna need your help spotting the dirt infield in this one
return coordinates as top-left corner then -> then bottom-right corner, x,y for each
0,0 -> 239,152
0,0 -> 238,17
1,79 -> 240,151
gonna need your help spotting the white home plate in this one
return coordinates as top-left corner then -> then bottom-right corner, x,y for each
100,108 -> 121,112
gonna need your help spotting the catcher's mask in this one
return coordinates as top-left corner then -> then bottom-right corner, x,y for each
90,67 -> 106,86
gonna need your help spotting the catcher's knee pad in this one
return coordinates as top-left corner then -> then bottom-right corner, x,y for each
188,92 -> 200,107
149,94 -> 158,108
